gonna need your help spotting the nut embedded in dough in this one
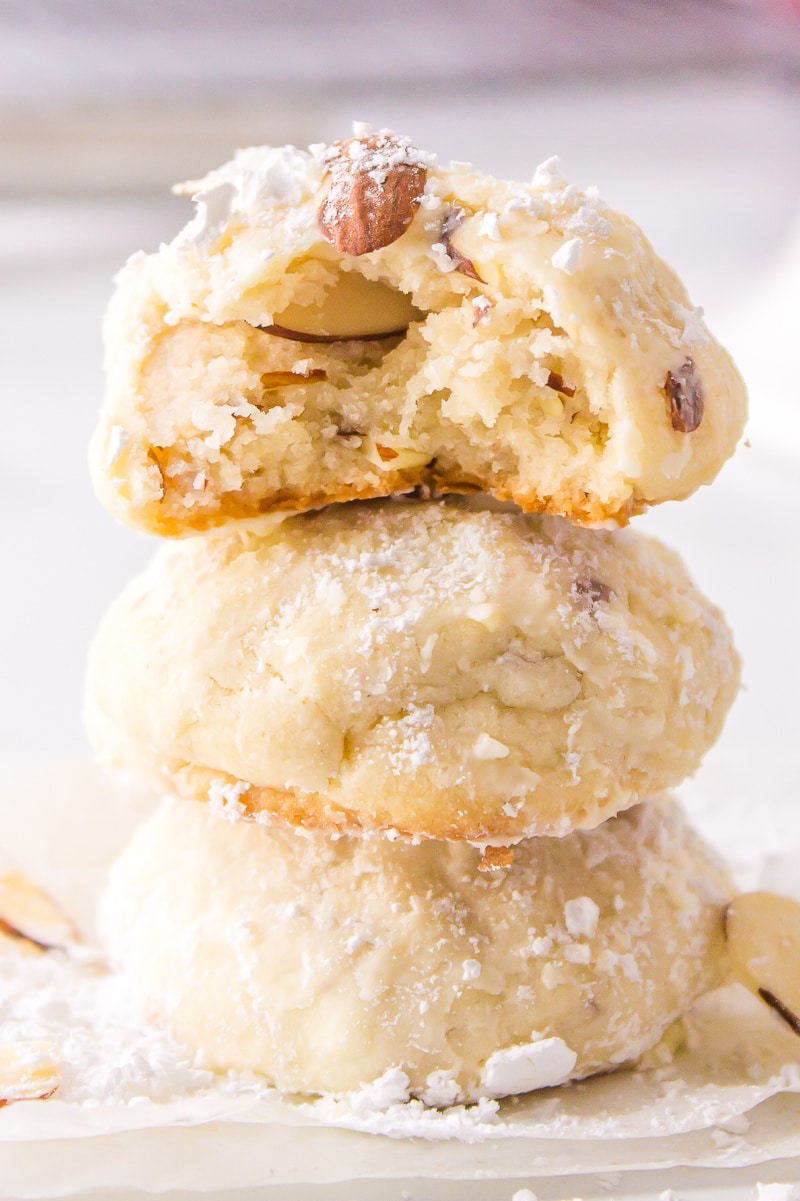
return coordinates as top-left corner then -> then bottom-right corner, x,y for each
665,357 -> 705,432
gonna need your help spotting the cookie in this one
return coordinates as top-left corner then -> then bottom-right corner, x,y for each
85,499 -> 739,842
100,796 -> 731,1102
90,130 -> 746,536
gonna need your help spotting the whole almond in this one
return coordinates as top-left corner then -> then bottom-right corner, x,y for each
318,133 -> 428,257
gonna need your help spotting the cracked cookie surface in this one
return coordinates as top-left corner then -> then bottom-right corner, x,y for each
85,498 -> 740,842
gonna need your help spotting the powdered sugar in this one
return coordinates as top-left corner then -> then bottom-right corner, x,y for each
346,1067 -> 412,1114
532,156 -> 569,190
384,704 -> 435,773
551,237 -> 583,274
0,948 -> 215,1107
564,896 -> 600,939
480,1037 -> 578,1098
175,144 -> 320,243
322,130 -> 432,188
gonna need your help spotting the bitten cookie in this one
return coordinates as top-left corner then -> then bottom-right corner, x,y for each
90,130 -> 746,536
100,796 -> 732,1102
85,499 -> 739,843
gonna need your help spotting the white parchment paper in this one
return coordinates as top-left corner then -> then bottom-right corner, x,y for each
0,759 -> 799,1197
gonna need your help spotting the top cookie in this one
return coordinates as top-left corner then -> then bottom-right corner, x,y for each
91,130 -> 747,536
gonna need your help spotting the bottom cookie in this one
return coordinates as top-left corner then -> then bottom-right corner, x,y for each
100,796 -> 731,1103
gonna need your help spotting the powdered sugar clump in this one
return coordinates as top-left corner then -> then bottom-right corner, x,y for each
564,896 -> 600,939
207,778 -> 250,820
551,237 -> 583,275
532,155 -> 568,190
346,1068 -> 412,1115
480,1036 -> 578,1098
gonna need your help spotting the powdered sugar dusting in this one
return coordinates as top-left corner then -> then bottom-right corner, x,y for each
174,144 -> 321,244
0,948 -> 215,1106
384,704 -> 435,773
322,130 -> 431,189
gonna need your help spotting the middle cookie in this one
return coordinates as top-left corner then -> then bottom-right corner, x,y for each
86,499 -> 739,842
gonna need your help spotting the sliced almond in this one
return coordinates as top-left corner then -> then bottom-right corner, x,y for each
441,208 -> 484,282
265,270 -> 421,342
262,324 -> 408,345
260,369 -> 328,389
318,133 -> 428,257
478,846 -> 515,872
362,436 -> 433,472
725,891 -> 800,1036
546,370 -> 576,397
0,1042 -> 60,1105
0,870 -> 79,951
0,925 -> 43,957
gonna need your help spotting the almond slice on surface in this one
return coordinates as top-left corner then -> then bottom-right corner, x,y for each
0,1042 -> 60,1105
318,132 -> 428,257
0,870 -> 79,951
725,891 -> 800,1035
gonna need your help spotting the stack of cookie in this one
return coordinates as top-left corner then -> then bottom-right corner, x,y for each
86,130 -> 747,1104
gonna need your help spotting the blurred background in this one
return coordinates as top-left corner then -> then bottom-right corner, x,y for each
1,0 -> 799,790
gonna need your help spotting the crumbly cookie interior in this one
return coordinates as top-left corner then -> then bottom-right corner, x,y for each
135,264 -> 611,528
95,140 -> 747,536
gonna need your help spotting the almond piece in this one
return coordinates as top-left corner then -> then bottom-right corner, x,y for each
0,870 -> 79,951
478,846 -> 515,872
0,925 -> 43,957
573,577 -> 613,608
441,208 -> 484,282
546,370 -> 576,397
0,1042 -> 60,1105
260,370 -> 328,388
318,133 -> 428,257
262,325 -> 407,345
362,436 -> 433,471
665,357 -> 704,432
265,271 -> 421,342
725,891 -> 800,1036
